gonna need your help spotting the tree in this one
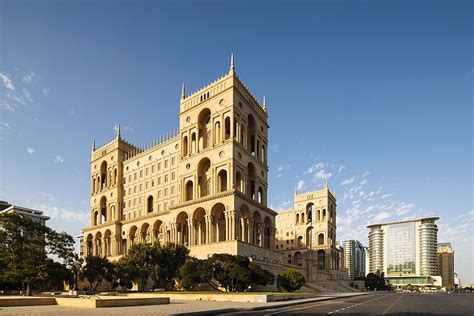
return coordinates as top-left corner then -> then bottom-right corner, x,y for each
150,243 -> 189,291
0,212 -> 75,295
117,243 -> 154,291
179,258 -> 211,291
179,254 -> 275,292
81,255 -> 115,291
365,270 -> 389,291
278,269 -> 305,292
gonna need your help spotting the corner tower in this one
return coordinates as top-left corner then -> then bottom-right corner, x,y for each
85,127 -> 137,257
172,54 -> 276,251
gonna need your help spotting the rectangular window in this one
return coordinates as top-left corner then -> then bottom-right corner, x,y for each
129,175 -> 131,182
157,204 -> 161,212
146,168 -> 149,176
158,190 -> 161,198
165,160 -> 168,168
134,173 -> 137,180
158,177 -> 161,185
165,175 -> 168,183
158,163 -> 161,171
134,186 -> 137,193
171,172 -> 175,180
172,157 -> 175,165
164,188 -> 168,196
171,186 -> 175,194
152,165 -> 155,173
146,182 -> 149,189
152,180 -> 155,187
140,170 -> 143,178
139,184 -> 142,191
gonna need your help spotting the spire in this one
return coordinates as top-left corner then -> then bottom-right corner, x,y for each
262,96 -> 267,111
92,138 -> 96,151
181,82 -> 186,100
325,179 -> 328,188
229,52 -> 235,74
116,124 -> 121,140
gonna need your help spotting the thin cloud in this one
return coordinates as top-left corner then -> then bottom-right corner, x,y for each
22,87 -> 33,102
27,147 -> 35,154
0,73 -> 15,90
341,176 -> 355,186
305,162 -> 325,174
314,169 -> 332,180
42,88 -> 51,96
22,70 -> 39,83
296,180 -> 305,191
54,155 -> 64,164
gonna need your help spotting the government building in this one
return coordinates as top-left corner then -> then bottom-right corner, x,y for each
81,56 -> 354,291
367,217 -> 441,288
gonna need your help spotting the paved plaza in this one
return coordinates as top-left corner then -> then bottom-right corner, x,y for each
0,293 -> 366,316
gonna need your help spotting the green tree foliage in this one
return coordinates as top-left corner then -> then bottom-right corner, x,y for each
179,258 -> 211,291
117,242 -> 189,291
179,254 -> 275,292
0,212 -> 75,295
152,243 -> 189,290
81,255 -> 115,291
365,270 -> 390,291
278,269 -> 305,292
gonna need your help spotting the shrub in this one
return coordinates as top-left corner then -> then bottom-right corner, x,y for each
278,269 -> 305,292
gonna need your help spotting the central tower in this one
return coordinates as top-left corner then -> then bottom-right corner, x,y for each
170,54 -> 276,253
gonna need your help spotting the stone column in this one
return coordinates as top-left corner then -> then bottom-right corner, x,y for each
187,219 -> 194,246
269,227 -> 276,250
248,219 -> 254,245
205,215 -> 212,244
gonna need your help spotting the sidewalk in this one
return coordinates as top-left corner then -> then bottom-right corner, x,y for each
0,292 -> 372,316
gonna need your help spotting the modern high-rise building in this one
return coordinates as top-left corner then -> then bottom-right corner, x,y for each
338,240 -> 366,279
437,242 -> 454,288
0,200 -> 50,225
367,217 -> 440,287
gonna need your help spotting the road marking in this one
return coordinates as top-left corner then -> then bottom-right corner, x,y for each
263,297 -> 347,315
382,293 -> 405,315
328,293 -> 393,314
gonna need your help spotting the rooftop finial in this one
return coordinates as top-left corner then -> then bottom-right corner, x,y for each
181,82 -> 186,100
229,53 -> 235,74
263,96 -> 267,110
116,124 -> 121,140
92,138 -> 96,151
325,179 -> 328,188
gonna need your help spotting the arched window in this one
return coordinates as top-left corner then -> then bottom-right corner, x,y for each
185,180 -> 193,201
224,117 -> 231,140
236,171 -> 243,192
323,209 -> 327,221
301,213 -> 305,224
198,108 -> 211,150
317,250 -> 326,270
296,213 -> 300,224
198,158 -> 211,197
240,124 -> 245,146
217,169 -> 227,192
261,145 -> 266,163
182,135 -> 188,156
100,161 -> 107,190
147,195 -> 154,213
214,121 -> 221,144
100,196 -> 107,224
306,203 -> 314,224
258,186 -> 263,204
191,133 -> 196,154
94,211 -> 99,226
247,162 -> 256,200
248,114 -> 256,155
318,233 -> 324,245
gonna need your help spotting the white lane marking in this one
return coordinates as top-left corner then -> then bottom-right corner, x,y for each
382,293 -> 405,315
328,293 -> 393,314
263,297 -> 342,315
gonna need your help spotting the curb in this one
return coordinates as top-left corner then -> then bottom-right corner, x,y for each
179,292 -> 372,315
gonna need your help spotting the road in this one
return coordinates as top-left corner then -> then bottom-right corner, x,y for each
219,292 -> 474,315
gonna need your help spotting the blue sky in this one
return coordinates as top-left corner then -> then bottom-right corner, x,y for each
1,0 -> 472,284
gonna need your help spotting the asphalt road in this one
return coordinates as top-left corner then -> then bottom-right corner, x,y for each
220,292 -> 474,316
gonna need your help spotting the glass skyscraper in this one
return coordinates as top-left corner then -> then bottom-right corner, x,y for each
367,217 -> 440,287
